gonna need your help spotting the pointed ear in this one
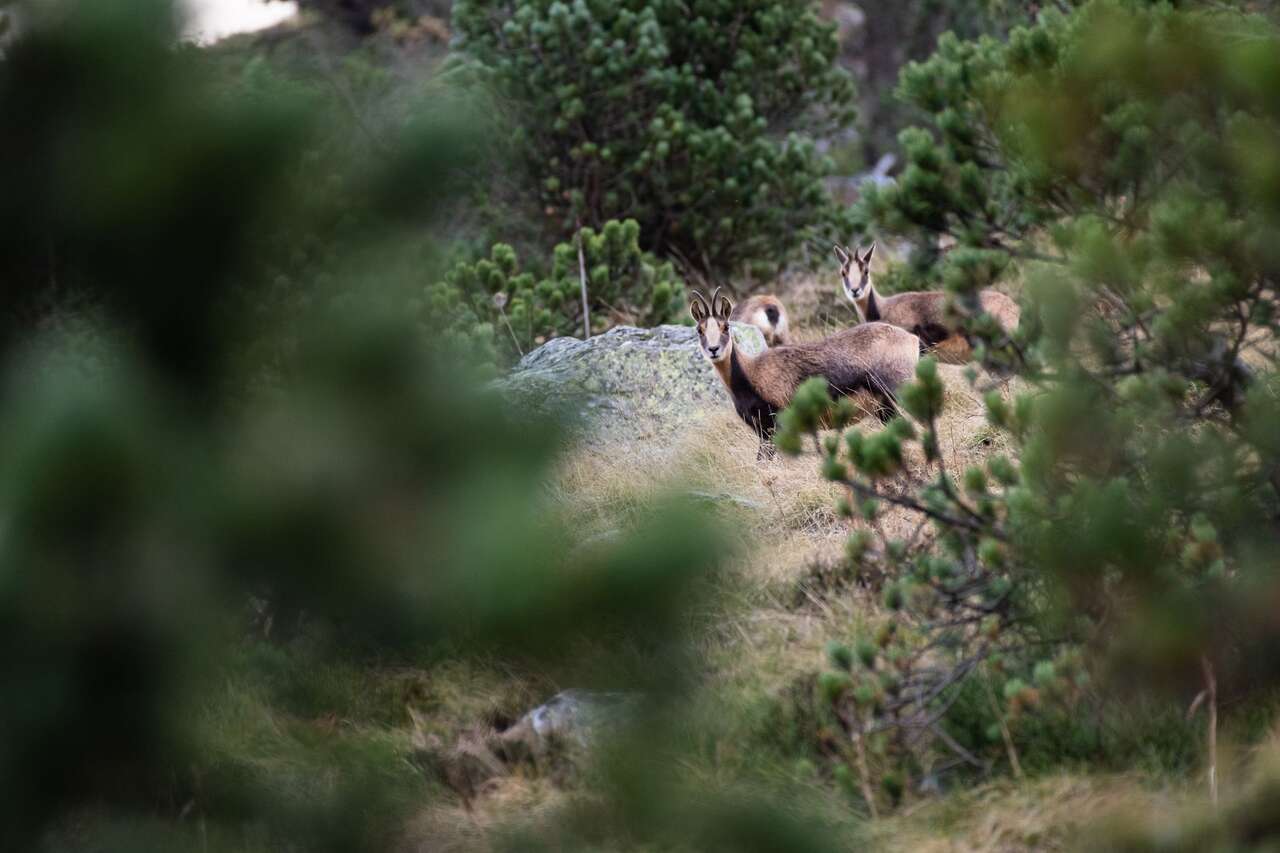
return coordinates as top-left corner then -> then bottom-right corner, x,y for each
860,243 -> 876,265
833,244 -> 849,264
691,290 -> 711,320
708,287 -> 731,320
717,295 -> 733,320
689,292 -> 709,323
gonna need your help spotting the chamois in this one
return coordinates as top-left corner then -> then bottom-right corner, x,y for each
690,288 -> 919,457
835,244 -> 1020,363
729,294 -> 792,346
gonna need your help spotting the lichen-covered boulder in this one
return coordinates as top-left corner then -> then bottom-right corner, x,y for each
498,323 -> 766,444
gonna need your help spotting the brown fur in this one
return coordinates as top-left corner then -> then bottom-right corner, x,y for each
835,244 -> 1020,363
730,294 -> 792,346
716,324 -> 919,411
691,289 -> 920,453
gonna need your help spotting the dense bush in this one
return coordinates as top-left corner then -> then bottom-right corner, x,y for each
425,218 -> 684,365
785,0 -> 1280,813
451,0 -> 857,281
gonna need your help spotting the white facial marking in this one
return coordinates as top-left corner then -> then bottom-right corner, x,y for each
699,317 -> 731,361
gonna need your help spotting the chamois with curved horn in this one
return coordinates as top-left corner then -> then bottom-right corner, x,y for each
690,288 -> 919,457
834,244 -> 1019,362
729,294 -> 792,347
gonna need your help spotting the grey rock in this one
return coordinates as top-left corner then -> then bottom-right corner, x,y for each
497,323 -> 766,445
917,772 -> 944,796
500,689 -> 639,760
685,490 -> 765,511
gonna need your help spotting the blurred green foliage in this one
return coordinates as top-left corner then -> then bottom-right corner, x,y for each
297,0 -> 453,34
6,0 -> 1280,847
0,1 -> 741,848
451,0 -> 858,281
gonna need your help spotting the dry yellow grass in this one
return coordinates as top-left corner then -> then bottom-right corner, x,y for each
546,345 -> 1015,737
868,725 -> 1280,852
403,776 -> 568,853
541,303 -> 1021,717
870,773 -> 1186,853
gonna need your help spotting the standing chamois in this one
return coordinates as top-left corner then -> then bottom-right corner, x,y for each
691,288 -> 919,458
730,294 -> 792,346
835,244 -> 1020,363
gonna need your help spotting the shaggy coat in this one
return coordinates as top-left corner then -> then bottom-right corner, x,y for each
836,244 -> 1020,362
691,289 -> 920,449
729,294 -> 792,346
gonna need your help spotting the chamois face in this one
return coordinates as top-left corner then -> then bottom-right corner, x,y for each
690,290 -> 734,363
836,243 -> 875,303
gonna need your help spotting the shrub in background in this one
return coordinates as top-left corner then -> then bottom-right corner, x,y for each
425,218 -> 685,365
452,0 -> 858,281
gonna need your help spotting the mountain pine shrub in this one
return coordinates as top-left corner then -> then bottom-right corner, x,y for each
786,0 -> 1280,811
451,0 -> 858,281
425,218 -> 684,364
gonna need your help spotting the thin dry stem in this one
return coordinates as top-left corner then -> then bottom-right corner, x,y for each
985,667 -> 1024,779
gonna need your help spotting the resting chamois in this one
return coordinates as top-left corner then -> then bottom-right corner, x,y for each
835,244 -> 1019,363
729,294 -> 792,346
691,288 -> 919,458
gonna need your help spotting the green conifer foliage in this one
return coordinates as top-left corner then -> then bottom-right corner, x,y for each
788,0 -> 1280,808
0,3 -> 727,847
426,218 -> 684,364
451,0 -> 858,280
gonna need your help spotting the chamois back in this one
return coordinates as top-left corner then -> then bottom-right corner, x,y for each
748,322 -> 919,413
692,289 -> 920,452
875,291 -> 1020,362
835,243 -> 1020,363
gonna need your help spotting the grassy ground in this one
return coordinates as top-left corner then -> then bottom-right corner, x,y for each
396,270 -> 1037,848
428,270 -> 1280,850
162,269 -> 1267,852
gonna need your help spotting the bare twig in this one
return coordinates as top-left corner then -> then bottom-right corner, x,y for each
840,474 -> 1003,538
492,294 -> 524,358
1202,654 -> 1219,809
576,222 -> 591,339
931,723 -> 988,771
853,711 -> 880,819
983,667 -> 1023,779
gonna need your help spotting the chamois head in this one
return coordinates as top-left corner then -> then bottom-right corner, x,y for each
835,243 -> 875,303
690,288 -> 734,363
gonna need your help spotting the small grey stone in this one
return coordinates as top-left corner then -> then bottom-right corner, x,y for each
500,689 -> 640,761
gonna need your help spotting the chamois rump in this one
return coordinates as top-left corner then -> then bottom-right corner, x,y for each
835,244 -> 1020,363
690,288 -> 919,458
729,294 -> 792,346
